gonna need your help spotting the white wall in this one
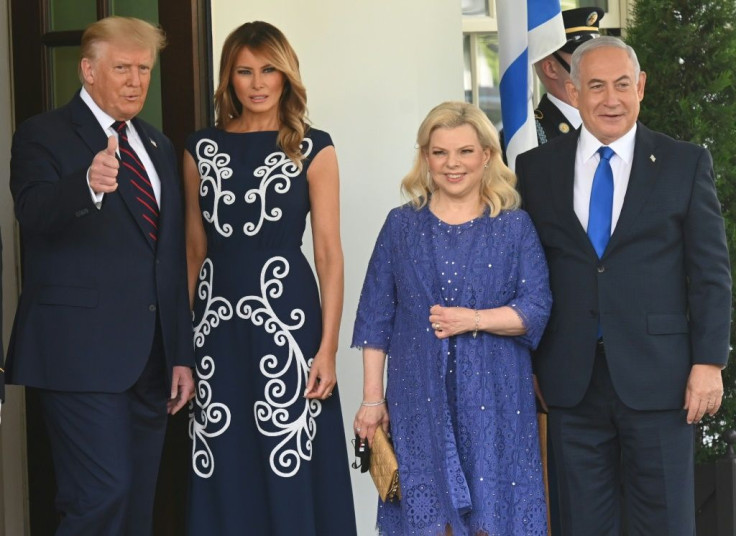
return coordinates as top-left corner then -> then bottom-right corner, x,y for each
211,2 -> 464,533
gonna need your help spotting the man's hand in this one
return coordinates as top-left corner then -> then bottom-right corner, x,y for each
168,365 -> 195,415
89,135 -> 119,194
684,364 -> 724,424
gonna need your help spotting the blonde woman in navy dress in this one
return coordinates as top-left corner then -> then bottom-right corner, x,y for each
184,21 -> 356,535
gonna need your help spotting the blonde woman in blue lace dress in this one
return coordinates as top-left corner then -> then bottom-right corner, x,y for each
353,101 -> 552,536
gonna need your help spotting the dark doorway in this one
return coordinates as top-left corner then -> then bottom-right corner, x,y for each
9,1 -> 213,533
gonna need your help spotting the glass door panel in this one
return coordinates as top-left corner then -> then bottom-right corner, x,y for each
49,0 -> 96,31
50,46 -> 81,108
464,33 -> 502,128
462,0 -> 489,17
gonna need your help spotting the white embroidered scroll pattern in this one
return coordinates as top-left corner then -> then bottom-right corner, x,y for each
189,259 -> 233,478
235,256 -> 321,477
196,138 -> 236,237
242,138 -> 314,236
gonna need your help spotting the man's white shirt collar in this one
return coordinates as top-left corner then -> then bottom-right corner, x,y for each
579,123 -> 637,164
547,93 -> 582,129
80,87 -> 120,132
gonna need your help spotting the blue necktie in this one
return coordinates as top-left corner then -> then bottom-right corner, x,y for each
587,146 -> 615,258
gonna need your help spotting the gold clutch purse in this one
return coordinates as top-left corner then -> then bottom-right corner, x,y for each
369,427 -> 401,502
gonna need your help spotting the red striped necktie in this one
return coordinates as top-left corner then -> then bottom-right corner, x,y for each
113,121 -> 159,245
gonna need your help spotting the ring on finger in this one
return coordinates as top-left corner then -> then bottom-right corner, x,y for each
432,322 -> 440,330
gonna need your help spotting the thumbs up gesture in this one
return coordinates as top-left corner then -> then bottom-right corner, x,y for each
89,135 -> 120,194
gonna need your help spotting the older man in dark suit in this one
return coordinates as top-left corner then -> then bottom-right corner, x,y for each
7,16 -> 194,535
517,36 -> 731,535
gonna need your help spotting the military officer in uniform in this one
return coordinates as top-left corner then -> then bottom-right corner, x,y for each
501,7 -> 604,159
533,7 -> 604,143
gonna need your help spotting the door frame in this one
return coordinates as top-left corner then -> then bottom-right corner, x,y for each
5,1 -> 212,533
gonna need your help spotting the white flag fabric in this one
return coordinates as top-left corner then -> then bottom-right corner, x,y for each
498,0 -> 565,171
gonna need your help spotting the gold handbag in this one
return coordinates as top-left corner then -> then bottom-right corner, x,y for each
369,427 -> 401,502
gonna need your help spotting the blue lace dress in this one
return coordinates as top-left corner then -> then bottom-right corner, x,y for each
186,127 -> 356,535
352,204 -> 551,536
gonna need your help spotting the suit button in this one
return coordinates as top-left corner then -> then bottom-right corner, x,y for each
149,304 -> 157,312
597,265 -> 605,273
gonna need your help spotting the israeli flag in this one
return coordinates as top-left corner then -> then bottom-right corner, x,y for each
498,0 -> 565,170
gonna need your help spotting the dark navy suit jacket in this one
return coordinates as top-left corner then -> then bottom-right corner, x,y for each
517,123 -> 731,410
7,91 -> 194,393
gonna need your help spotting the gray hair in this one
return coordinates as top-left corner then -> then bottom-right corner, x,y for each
570,36 -> 641,88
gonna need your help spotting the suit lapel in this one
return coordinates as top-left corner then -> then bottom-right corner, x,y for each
605,124 -> 661,255
131,118 -> 167,199
552,132 -> 595,255
131,117 -> 170,216
70,92 -> 109,158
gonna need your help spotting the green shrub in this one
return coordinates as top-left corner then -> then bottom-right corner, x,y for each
627,0 -> 736,463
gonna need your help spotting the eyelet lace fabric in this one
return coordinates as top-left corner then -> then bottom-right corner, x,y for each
353,204 -> 552,535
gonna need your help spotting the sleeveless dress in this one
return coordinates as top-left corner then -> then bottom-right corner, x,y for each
186,127 -> 357,536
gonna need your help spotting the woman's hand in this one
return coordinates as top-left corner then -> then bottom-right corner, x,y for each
429,304 -> 475,339
304,351 -> 337,400
354,403 -> 389,448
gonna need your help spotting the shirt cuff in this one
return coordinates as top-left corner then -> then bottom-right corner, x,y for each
87,167 -> 104,209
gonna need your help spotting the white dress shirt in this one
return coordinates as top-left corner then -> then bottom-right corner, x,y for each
81,87 -> 162,209
547,93 -> 582,130
573,124 -> 637,234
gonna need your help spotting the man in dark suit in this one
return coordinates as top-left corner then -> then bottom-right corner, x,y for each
517,36 -> 731,535
7,16 -> 194,535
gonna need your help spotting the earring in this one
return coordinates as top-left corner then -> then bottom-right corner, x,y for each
483,162 -> 489,168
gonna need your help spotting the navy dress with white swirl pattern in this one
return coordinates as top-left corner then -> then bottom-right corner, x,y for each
186,127 -> 356,535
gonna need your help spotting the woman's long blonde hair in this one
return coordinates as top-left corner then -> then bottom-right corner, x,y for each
401,101 -> 520,217
214,21 -> 308,164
